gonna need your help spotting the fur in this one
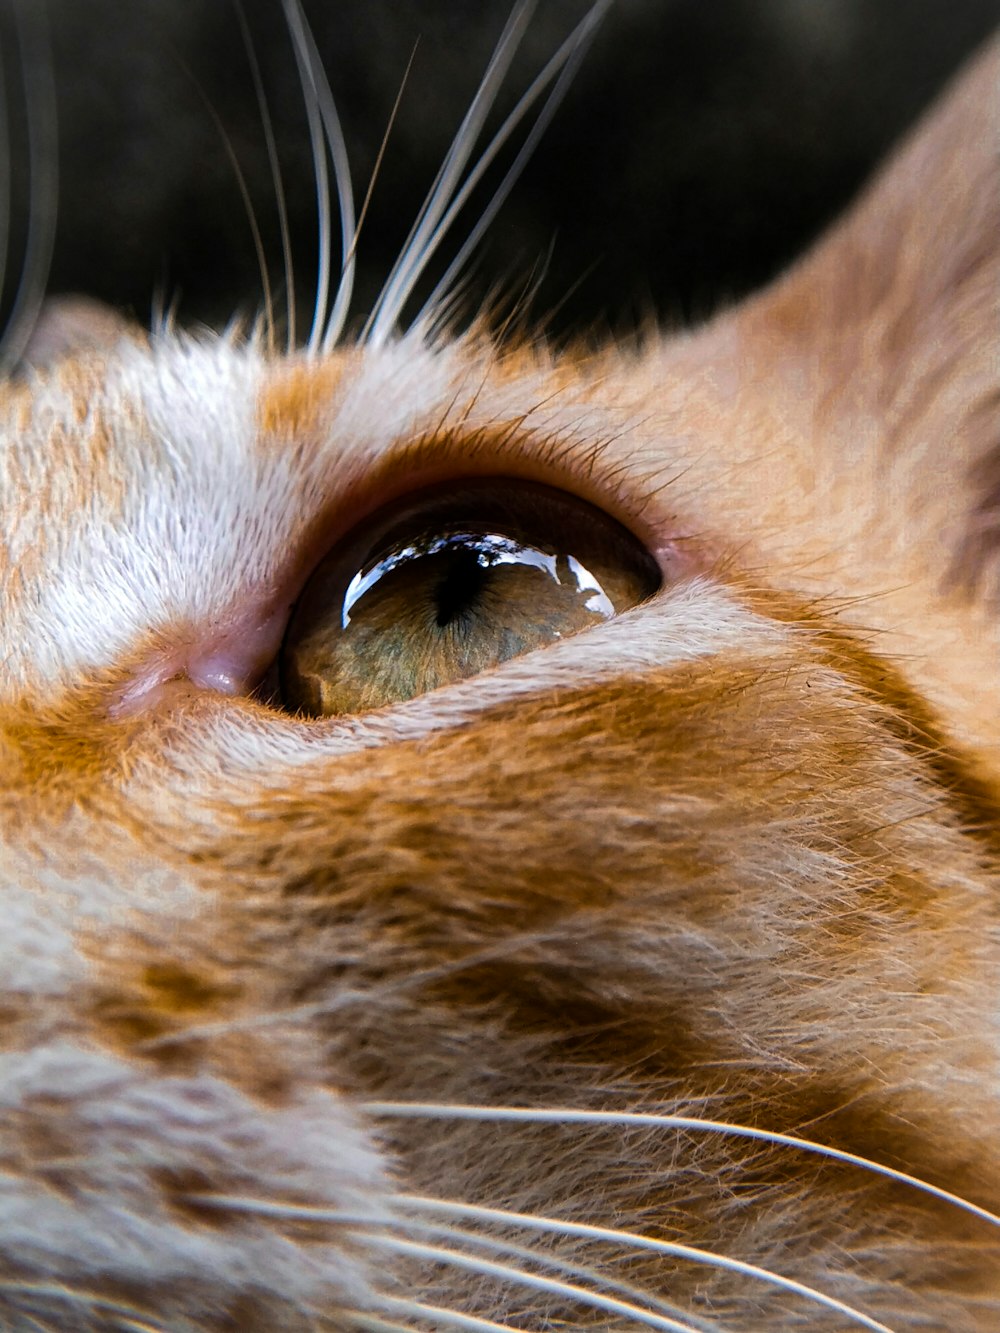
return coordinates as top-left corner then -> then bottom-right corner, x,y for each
0,11 -> 998,1332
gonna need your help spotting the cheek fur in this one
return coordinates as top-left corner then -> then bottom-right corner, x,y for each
0,16 -> 997,1333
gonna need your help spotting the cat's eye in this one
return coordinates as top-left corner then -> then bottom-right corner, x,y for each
278,479 -> 660,716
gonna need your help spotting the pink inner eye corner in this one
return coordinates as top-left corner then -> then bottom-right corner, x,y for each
109,601 -> 292,717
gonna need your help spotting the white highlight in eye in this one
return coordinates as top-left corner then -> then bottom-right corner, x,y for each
565,553 -> 615,617
340,531 -> 612,629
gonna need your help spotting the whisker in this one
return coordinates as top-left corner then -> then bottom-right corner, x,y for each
0,23 -> 10,320
363,1232 -> 712,1332
12,1313 -> 56,1333
364,0 -> 536,347
388,1215 -> 718,1332
279,0 -> 330,353
0,0 -> 57,373
232,0 -> 295,352
189,1193 -> 882,1330
150,281 -> 180,339
366,1297 -> 516,1332
394,1196 -> 895,1333
297,13 -> 355,353
344,40 -> 417,316
363,1101 -> 1000,1230
416,0 -> 610,335
188,1194 -> 716,1332
280,0 -> 355,353
0,1282 -> 165,1330
179,64 -> 275,354
344,1314 -> 421,1333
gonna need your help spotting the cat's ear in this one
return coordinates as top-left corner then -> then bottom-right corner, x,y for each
16,295 -> 142,372
741,36 -> 999,597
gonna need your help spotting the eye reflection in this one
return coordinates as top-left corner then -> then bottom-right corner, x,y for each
279,479 -> 660,717
342,533 -> 615,631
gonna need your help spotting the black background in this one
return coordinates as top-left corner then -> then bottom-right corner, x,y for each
5,0 -> 997,342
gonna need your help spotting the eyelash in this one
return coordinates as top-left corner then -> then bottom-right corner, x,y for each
311,421 -> 670,576
252,460 -> 663,713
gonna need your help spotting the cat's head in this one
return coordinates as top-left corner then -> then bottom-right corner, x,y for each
0,7 -> 998,1330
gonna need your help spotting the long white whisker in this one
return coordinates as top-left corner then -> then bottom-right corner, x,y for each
363,1102 -> 1000,1230
280,0 -> 331,354
0,0 -> 56,373
365,0 -> 536,347
416,0 -> 610,334
187,1195 -> 717,1332
0,1283 -> 165,1329
14,1316 -> 52,1333
343,1314 -> 420,1333
362,1233 -> 715,1332
187,1194 -> 892,1331
366,1298 -> 516,1332
280,0 -> 354,353
299,24 -> 354,351
390,1216 -> 718,1332
233,0 -> 296,352
394,1196 -> 896,1333
0,26 -> 10,319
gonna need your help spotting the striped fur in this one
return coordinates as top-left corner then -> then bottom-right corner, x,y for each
0,25 -> 998,1333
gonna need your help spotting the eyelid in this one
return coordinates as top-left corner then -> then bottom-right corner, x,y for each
299,421 -> 680,597
276,476 -> 661,717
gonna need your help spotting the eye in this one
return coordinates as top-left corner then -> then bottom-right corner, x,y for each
278,478 -> 660,717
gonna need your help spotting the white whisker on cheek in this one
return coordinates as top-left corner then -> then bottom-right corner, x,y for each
362,1102 -> 1000,1231
184,1193 -> 720,1332
356,1299 -> 518,1332
0,1283 -> 167,1332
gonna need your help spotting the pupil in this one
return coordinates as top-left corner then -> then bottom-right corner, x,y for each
434,546 -> 487,627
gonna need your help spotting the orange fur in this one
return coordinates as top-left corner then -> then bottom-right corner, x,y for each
0,30 -> 997,1333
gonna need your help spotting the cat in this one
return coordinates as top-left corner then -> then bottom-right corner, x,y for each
0,0 -> 998,1328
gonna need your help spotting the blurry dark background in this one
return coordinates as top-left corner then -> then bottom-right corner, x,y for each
3,0 -> 996,341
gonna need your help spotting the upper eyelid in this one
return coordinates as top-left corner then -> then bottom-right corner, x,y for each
255,343 -> 671,572
303,419 -> 669,579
